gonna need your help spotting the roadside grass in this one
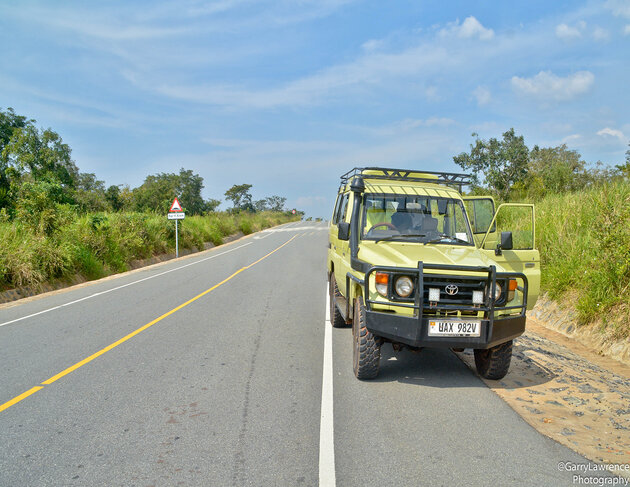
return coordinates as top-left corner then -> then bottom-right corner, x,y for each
499,180 -> 629,338
0,211 -> 298,292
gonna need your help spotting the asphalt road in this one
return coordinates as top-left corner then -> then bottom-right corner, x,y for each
0,221 -> 615,486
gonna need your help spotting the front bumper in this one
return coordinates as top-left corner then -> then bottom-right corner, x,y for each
365,311 -> 525,349
354,261 -> 529,349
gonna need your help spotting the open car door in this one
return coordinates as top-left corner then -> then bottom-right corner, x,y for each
463,196 -> 498,248
478,203 -> 541,309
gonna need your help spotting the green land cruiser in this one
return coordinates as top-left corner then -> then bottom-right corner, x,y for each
327,167 -> 540,380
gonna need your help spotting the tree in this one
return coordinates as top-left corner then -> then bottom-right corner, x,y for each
615,143 -> 630,179
205,198 -> 221,212
133,168 -> 208,214
253,199 -> 269,212
0,108 -> 63,210
75,172 -> 109,212
526,144 -> 586,197
265,195 -> 286,212
454,128 -> 529,200
224,183 -> 253,211
2,125 -> 78,187
105,185 -> 124,211
0,107 -> 32,152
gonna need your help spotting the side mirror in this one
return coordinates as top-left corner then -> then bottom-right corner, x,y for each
495,231 -> 513,255
501,231 -> 513,250
337,222 -> 350,241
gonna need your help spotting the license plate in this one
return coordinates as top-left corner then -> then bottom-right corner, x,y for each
428,320 -> 481,337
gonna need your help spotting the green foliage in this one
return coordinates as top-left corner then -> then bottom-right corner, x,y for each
253,195 -> 287,212
105,185 -> 124,211
0,211 -> 298,291
205,198 -> 221,212
454,128 -> 529,200
224,183 -> 253,211
523,145 -> 586,197
132,168 -> 208,215
15,179 -> 74,235
0,108 -> 300,293
3,124 -> 78,187
531,181 -> 630,337
614,143 -> 630,179
75,172 -> 109,212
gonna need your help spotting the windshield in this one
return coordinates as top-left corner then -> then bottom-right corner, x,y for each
361,193 -> 474,245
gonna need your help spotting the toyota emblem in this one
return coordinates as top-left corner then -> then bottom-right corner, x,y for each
445,284 -> 459,295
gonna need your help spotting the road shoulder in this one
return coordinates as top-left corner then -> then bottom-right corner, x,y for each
456,318 -> 630,480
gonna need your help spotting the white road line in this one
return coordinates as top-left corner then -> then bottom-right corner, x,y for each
0,241 -> 253,328
259,226 -> 327,233
320,287 -> 336,487
253,231 -> 273,240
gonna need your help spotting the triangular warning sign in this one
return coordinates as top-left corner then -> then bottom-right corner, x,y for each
169,198 -> 183,212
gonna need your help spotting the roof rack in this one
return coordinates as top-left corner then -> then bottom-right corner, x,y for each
339,167 -> 472,192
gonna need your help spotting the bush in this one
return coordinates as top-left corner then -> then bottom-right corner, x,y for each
531,180 -> 630,337
0,210 -> 299,291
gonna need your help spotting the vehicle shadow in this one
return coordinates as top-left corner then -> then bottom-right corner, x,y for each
374,340 -> 557,389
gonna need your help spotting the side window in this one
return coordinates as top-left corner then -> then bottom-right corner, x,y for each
495,206 -> 535,250
333,193 -> 348,224
340,194 -> 349,222
467,199 -> 496,234
331,194 -> 342,223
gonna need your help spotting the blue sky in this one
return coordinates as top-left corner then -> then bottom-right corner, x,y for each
1,0 -> 628,217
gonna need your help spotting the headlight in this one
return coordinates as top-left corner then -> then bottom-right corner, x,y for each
395,276 -> 414,298
375,272 -> 389,297
494,282 -> 502,300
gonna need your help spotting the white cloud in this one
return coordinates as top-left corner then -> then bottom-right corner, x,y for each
592,26 -> 610,41
511,70 -> 594,102
556,23 -> 582,39
473,86 -> 491,106
359,117 -> 456,137
148,43 -> 455,108
597,127 -> 626,142
440,16 -> 494,40
424,117 -> 456,127
625,24 -> 630,35
605,0 -> 630,18
362,39 -> 383,51
561,134 -> 582,144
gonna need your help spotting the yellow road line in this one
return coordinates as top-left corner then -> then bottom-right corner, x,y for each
0,235 -> 297,413
0,386 -> 43,413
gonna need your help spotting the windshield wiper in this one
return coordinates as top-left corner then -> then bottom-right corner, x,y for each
376,233 -> 426,244
423,234 -> 470,245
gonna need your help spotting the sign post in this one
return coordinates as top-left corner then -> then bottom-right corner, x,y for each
168,198 -> 185,257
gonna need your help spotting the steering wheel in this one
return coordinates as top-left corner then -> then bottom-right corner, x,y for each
368,222 -> 397,232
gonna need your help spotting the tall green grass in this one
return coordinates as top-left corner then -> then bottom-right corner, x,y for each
497,180 -> 629,337
0,211 -> 298,292
534,180 -> 629,337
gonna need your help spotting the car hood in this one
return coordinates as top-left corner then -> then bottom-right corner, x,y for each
357,242 -> 507,274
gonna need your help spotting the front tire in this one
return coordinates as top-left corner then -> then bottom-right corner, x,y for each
352,296 -> 381,380
329,274 -> 347,328
474,340 -> 513,380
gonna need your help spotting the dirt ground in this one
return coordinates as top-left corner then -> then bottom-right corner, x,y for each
456,317 -> 630,480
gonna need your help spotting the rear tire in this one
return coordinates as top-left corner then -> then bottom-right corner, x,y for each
329,275 -> 347,328
352,296 -> 381,380
474,340 -> 513,380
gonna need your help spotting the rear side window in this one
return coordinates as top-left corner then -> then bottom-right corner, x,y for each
331,194 -> 342,222
333,193 -> 348,224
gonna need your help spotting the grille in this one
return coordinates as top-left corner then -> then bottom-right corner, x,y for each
422,277 -> 486,305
